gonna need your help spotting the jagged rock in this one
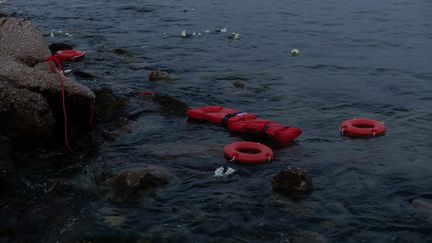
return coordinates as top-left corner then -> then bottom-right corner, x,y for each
152,93 -> 189,115
272,167 -> 313,196
0,17 -> 50,66
149,70 -> 171,81
104,165 -> 174,202
94,87 -> 128,123
0,84 -> 55,144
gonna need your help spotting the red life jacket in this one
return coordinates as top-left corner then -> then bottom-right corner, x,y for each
187,106 -> 301,144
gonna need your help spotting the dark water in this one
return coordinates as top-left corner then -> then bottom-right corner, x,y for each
2,0 -> 432,242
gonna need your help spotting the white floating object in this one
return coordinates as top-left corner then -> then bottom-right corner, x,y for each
291,48 -> 300,57
214,166 -> 236,177
181,30 -> 187,38
205,29 -> 210,33
220,27 -> 227,33
65,32 -> 72,37
229,32 -> 241,40
50,32 -> 55,37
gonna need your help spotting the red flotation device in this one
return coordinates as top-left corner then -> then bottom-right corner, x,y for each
224,142 -> 273,164
186,106 -> 256,127
187,106 -> 302,144
229,119 -> 302,144
340,118 -> 386,137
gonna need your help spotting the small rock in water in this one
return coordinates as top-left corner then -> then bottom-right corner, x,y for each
233,80 -> 246,89
104,216 -> 126,227
272,166 -> 313,196
214,166 -> 236,177
410,198 -> 432,212
149,70 -> 171,81
291,48 -> 300,57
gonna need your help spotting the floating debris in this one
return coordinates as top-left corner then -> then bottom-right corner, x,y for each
229,32 -> 241,40
50,32 -> 55,37
205,29 -> 211,33
214,166 -> 236,177
216,27 -> 227,33
181,30 -> 202,38
291,48 -> 300,57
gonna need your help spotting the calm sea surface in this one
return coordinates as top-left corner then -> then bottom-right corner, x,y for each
2,0 -> 432,242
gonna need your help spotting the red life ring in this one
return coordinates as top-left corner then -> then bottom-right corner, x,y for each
340,118 -> 386,137
224,142 -> 273,164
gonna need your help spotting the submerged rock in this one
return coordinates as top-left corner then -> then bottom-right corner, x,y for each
152,93 -> 189,115
289,230 -> 328,243
0,17 -> 50,66
104,165 -> 174,202
149,70 -> 171,81
272,167 -> 313,196
94,87 -> 128,123
410,198 -> 432,212
0,84 -> 55,144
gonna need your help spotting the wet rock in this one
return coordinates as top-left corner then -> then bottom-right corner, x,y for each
73,70 -> 96,80
272,167 -> 313,196
104,216 -> 126,227
94,87 -> 128,123
0,17 -> 50,66
152,93 -> 189,115
0,55 -> 95,107
149,70 -> 171,81
289,230 -> 328,243
233,80 -> 246,89
48,43 -> 74,54
410,198 -> 432,212
0,84 -> 55,144
113,48 -> 134,58
104,165 -> 174,202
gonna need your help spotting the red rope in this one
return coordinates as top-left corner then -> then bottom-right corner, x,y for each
48,56 -> 73,151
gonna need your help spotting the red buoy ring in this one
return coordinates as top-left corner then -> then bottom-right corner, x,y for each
224,142 -> 273,164
340,118 -> 386,137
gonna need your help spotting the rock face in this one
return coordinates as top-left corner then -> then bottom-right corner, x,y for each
104,165 -> 174,202
0,17 -> 50,66
0,84 -> 55,144
148,70 -> 171,81
0,17 -> 97,146
94,87 -> 128,123
272,167 -> 313,196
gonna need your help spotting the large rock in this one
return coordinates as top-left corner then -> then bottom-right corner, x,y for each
272,167 -> 313,196
0,17 -> 50,66
94,87 -> 128,123
0,84 -> 55,144
0,56 -> 95,105
104,165 -> 174,202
